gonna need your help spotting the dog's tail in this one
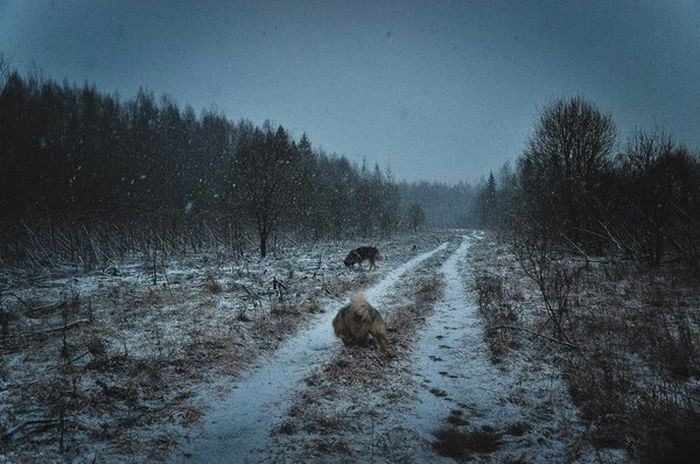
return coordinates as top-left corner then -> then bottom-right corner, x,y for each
350,292 -> 372,320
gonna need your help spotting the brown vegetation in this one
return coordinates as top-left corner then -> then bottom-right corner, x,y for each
0,235 -> 424,462
470,238 -> 700,462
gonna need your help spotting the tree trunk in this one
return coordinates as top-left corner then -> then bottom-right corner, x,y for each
259,230 -> 267,257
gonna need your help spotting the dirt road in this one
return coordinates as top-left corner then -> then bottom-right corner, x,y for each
173,233 -> 598,463
171,242 -> 449,463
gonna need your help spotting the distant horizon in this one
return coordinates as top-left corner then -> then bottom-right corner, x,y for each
1,0 -> 698,184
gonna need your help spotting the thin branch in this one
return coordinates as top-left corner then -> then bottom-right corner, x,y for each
30,319 -> 90,337
27,300 -> 66,314
7,292 -> 34,311
490,324 -> 578,349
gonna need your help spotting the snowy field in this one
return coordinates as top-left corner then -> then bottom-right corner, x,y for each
0,230 -> 661,463
0,233 -> 445,462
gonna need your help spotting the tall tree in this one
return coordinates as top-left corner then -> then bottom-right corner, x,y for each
520,97 -> 616,248
616,130 -> 700,266
230,125 -> 302,256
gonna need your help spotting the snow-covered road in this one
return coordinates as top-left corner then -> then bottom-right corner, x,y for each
171,241 -> 448,463
405,232 -> 593,462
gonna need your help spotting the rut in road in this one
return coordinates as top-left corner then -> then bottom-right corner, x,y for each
171,241 -> 448,463
406,233 -> 591,462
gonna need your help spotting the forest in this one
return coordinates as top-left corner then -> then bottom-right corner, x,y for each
471,96 -> 700,272
0,67 -> 475,266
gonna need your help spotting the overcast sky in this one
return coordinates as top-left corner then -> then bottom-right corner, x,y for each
1,0 -> 698,183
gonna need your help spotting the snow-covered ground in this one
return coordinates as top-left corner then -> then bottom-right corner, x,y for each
405,233 -> 595,462
2,230 -> 633,463
258,232 -> 605,463
170,242 -> 448,463
0,234 -> 443,463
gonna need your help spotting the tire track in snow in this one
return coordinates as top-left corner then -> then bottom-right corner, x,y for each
406,233 -> 592,462
171,242 -> 448,463
410,233 -> 519,430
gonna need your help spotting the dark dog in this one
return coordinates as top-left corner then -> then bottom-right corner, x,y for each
332,293 -> 389,353
343,246 -> 383,270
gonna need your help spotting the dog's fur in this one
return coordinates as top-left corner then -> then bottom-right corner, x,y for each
343,246 -> 383,270
332,293 -> 388,353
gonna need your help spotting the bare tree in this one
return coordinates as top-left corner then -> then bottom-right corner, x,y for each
230,125 -> 302,257
615,129 -> 700,267
506,216 -> 579,346
520,97 -> 616,249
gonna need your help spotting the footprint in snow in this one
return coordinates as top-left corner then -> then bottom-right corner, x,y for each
429,387 -> 449,398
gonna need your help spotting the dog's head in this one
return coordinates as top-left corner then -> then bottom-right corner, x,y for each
343,255 -> 354,267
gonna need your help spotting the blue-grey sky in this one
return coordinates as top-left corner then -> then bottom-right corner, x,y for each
1,0 -> 698,183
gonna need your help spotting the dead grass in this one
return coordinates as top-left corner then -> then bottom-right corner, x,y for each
432,426 -> 502,461
415,277 -> 444,305
505,421 -> 531,437
323,272 -> 372,297
0,273 -> 308,461
272,420 -> 297,436
446,409 -> 469,426
204,272 -> 223,294
469,237 -> 700,462
0,233 -> 447,462
472,270 -> 521,362
562,267 -> 700,459
629,390 -> 700,464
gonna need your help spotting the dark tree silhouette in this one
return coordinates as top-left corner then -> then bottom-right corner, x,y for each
519,97 -> 617,249
407,203 -> 426,232
615,130 -> 700,267
474,172 -> 497,228
230,125 -> 306,256
398,181 -> 475,228
474,98 -> 699,270
0,68 -> 412,264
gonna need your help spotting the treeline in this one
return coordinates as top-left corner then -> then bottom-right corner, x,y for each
0,69 -> 407,263
397,181 -> 476,228
0,74 -> 233,216
473,97 -> 700,269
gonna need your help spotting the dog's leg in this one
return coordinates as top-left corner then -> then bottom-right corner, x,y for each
372,330 -> 389,354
